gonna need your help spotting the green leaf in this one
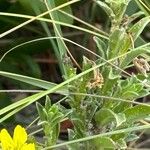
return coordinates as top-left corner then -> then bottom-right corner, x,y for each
113,75 -> 149,101
116,138 -> 127,149
95,108 -> 126,127
49,105 -> 64,127
101,66 -> 120,96
67,129 -> 80,150
36,102 -> 48,121
54,0 -> 73,24
106,0 -> 131,25
115,113 -> 126,127
51,124 -> 60,146
18,0 -> 40,15
93,36 -> 107,59
95,0 -> 115,19
63,56 -> 77,80
128,16 -> 150,41
126,1 -> 141,16
111,133 -> 126,141
128,11 -> 145,22
82,57 -> 94,77
134,0 -> 150,16
91,137 -> 116,149
108,28 -> 130,59
120,47 -> 150,69
124,105 -> 150,122
18,0 -> 73,24
45,96 -> 52,111
0,71 -> 68,94
0,92 -> 44,123
46,0 -> 70,75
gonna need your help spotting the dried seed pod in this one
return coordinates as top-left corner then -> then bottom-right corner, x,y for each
87,61 -> 104,89
133,57 -> 150,77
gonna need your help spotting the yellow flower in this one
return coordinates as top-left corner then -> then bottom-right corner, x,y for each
0,125 -> 35,150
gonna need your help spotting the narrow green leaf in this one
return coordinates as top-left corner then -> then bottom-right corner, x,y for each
46,0 -> 68,76
93,36 -> 107,59
30,0 -> 59,63
36,102 -> 48,121
0,92 -> 43,123
45,96 -> 51,111
134,0 -> 150,16
0,71 -> 68,94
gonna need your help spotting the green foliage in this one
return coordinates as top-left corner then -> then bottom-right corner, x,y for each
91,137 -> 116,149
124,105 -> 150,122
36,96 -> 64,146
0,71 -> 68,94
0,0 -> 150,149
95,108 -> 126,127
134,0 -> 150,16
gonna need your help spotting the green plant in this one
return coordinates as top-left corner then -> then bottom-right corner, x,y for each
0,0 -> 150,150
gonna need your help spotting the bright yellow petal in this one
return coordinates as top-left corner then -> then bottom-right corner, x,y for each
21,143 -> 35,150
0,129 -> 14,150
13,125 -> 27,148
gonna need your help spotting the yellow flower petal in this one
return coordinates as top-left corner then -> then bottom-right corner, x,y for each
21,143 -> 35,150
13,125 -> 27,148
0,125 -> 35,150
0,129 -> 14,150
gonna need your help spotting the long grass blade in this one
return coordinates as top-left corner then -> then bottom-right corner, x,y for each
0,0 -> 80,38
0,12 -> 108,39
